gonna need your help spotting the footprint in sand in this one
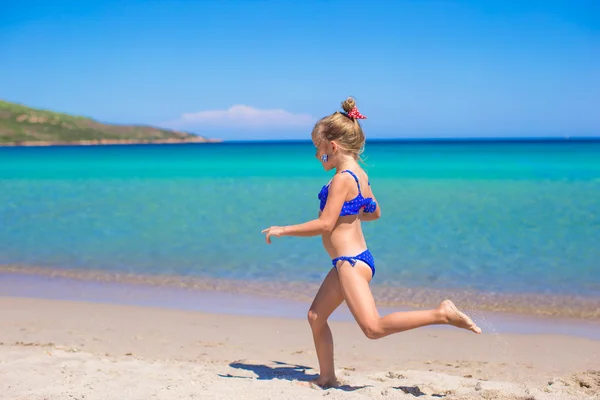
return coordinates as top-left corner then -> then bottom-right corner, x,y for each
386,372 -> 406,379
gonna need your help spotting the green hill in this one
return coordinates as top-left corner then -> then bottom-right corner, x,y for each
0,100 -> 218,146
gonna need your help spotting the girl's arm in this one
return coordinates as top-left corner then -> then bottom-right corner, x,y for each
360,183 -> 381,222
279,173 -> 350,236
359,208 -> 381,221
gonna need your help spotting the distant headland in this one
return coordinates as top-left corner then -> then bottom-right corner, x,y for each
0,100 -> 220,147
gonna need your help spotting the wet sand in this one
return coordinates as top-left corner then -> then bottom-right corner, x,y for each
2,265 -> 599,321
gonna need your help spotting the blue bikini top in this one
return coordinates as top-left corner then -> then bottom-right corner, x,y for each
318,170 -> 377,216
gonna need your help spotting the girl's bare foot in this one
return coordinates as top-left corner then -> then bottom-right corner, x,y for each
439,300 -> 482,334
297,376 -> 340,389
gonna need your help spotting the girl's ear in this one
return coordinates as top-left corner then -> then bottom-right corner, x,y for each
330,141 -> 338,154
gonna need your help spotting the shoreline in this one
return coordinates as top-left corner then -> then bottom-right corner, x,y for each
2,267 -> 600,341
1,264 -> 599,322
0,137 -> 222,147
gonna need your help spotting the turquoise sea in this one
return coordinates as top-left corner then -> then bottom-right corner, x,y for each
1,140 -> 599,317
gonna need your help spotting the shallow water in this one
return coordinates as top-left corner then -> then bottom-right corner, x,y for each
1,140 -> 599,305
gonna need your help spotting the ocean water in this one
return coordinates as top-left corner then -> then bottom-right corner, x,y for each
1,140 -> 599,311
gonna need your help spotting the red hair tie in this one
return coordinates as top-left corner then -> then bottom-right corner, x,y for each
347,107 -> 367,120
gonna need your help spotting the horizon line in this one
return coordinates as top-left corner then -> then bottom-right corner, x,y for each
214,136 -> 600,144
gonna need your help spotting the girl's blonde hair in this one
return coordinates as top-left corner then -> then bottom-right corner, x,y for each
311,97 -> 366,161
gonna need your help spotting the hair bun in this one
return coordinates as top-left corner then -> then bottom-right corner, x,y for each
341,97 -> 356,113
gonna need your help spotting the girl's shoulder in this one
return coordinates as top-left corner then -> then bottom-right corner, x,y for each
344,168 -> 370,187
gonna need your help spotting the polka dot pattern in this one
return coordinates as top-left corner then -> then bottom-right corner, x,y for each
347,106 -> 367,120
332,249 -> 376,278
318,170 -> 377,216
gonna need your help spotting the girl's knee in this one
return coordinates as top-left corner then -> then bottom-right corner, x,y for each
360,320 -> 384,340
307,309 -> 326,328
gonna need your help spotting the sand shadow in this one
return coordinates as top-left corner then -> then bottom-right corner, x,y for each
221,361 -> 317,381
220,361 -> 370,392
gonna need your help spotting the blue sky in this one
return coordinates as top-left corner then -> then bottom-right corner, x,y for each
1,0 -> 599,140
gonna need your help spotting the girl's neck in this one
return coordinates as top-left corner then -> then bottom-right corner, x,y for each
335,157 -> 359,173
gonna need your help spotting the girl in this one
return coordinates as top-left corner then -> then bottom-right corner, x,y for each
261,97 -> 481,388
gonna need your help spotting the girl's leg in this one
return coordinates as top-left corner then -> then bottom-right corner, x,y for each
336,262 -> 481,339
307,267 -> 344,387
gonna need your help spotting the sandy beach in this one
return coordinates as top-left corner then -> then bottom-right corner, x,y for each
2,295 -> 599,400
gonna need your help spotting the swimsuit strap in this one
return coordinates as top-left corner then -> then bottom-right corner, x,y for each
341,170 -> 361,193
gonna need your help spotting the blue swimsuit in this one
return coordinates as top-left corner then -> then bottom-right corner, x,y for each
318,170 -> 377,278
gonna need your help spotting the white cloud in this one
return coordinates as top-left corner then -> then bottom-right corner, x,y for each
167,105 -> 315,130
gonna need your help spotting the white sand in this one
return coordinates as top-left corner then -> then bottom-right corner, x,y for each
1,296 -> 599,399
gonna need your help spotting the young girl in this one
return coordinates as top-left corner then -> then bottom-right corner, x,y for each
261,97 -> 482,388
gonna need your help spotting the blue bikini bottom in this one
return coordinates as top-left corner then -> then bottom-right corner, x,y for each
331,249 -> 375,278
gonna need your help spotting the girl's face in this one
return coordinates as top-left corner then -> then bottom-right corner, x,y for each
313,138 -> 337,171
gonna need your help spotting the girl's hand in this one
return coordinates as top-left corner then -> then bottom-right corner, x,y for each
261,226 -> 285,244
